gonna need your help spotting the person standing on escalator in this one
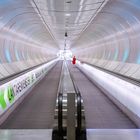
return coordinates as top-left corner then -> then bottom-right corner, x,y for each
72,56 -> 76,64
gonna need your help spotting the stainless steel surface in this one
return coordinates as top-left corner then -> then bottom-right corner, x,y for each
87,129 -> 140,140
67,93 -> 75,140
0,0 -> 58,80
73,0 -> 140,80
0,129 -> 52,140
61,61 -> 75,93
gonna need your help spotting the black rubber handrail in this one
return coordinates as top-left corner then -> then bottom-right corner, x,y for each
58,93 -> 63,138
77,92 -> 82,134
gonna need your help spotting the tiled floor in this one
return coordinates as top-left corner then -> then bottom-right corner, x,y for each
0,129 -> 52,140
87,129 -> 140,140
0,129 -> 140,140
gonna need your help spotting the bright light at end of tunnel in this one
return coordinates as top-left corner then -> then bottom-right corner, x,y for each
57,50 -> 72,60
65,13 -> 71,16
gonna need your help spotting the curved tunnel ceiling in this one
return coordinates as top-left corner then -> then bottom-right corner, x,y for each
1,0 -> 140,56
0,0 -> 59,53
72,0 -> 140,80
0,0 -> 140,80
73,0 -> 140,50
0,0 -> 109,51
31,0 -> 109,49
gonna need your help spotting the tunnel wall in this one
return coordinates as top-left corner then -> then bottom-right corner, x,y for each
0,38 -> 56,79
0,0 -> 58,80
73,0 -> 140,80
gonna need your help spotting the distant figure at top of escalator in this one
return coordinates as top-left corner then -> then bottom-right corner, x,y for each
72,56 -> 76,64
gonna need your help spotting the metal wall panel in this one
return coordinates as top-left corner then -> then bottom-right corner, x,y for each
73,0 -> 140,80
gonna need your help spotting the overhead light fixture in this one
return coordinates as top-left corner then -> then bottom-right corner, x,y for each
65,32 -> 68,37
65,13 -> 71,16
66,1 -> 72,4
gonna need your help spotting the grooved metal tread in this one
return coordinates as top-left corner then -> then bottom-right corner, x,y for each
69,63 -> 137,129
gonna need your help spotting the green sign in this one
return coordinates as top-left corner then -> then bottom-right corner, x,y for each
0,90 -> 7,109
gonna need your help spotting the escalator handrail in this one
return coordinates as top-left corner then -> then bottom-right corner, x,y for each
58,92 -> 63,136
66,62 -> 82,132
77,92 -> 82,133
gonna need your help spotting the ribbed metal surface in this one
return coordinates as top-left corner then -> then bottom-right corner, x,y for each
73,0 -> 140,80
69,63 -> 137,128
0,61 -> 62,129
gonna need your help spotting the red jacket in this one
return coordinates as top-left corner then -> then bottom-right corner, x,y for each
72,57 -> 76,64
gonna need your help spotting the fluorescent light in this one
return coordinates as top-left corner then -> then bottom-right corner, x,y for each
65,13 -> 71,16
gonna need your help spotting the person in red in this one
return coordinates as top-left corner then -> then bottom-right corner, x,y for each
72,56 -> 76,64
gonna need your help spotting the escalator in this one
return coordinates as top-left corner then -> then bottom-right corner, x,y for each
1,59 -> 136,140
1,61 -> 62,129
68,62 -> 137,129
52,60 -> 86,140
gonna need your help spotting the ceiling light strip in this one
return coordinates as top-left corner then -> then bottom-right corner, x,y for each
79,1 -> 104,6
40,8 -> 98,13
31,0 -> 58,47
73,0 -> 109,45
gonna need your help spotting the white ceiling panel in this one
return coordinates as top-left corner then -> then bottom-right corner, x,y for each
30,0 -> 109,49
